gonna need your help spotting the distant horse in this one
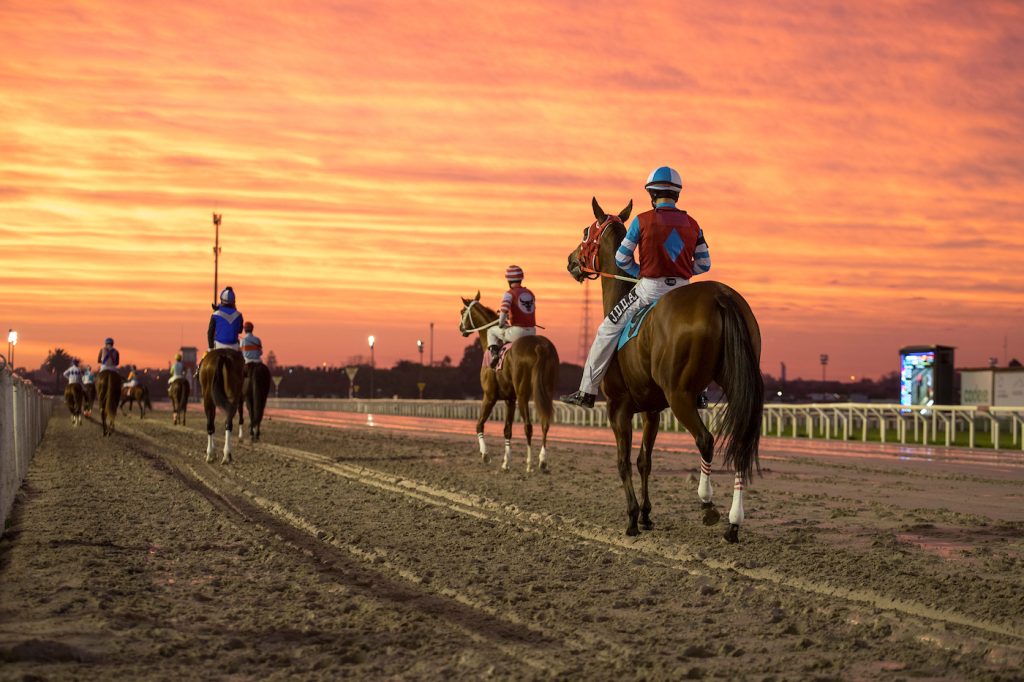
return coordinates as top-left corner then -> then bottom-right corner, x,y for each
459,292 -> 560,472
64,383 -> 84,427
566,198 -> 764,543
240,362 -> 271,442
82,382 -> 96,417
95,370 -> 124,436
198,349 -> 245,464
169,378 -> 190,426
120,385 -> 152,418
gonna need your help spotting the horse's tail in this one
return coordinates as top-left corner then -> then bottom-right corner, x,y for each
214,354 -> 230,409
715,293 -> 763,484
531,340 -> 555,424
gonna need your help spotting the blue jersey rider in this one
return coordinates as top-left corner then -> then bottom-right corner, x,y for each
240,321 -> 263,375
562,166 -> 712,408
208,286 -> 244,352
485,265 -> 538,369
63,358 -> 84,385
97,338 -> 120,375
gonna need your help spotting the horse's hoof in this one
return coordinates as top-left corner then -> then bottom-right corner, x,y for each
221,456 -> 231,465
641,518 -> 654,531
526,466 -> 534,474
540,462 -> 549,474
500,465 -> 510,473
481,453 -> 490,464
626,525 -> 640,537
701,502 -> 721,526
723,524 -> 740,544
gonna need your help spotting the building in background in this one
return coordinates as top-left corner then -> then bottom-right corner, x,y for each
959,366 -> 1024,407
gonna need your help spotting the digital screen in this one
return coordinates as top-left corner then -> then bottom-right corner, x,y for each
900,351 -> 935,407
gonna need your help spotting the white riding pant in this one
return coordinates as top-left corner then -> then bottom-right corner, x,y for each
579,277 -> 688,395
486,325 -> 536,348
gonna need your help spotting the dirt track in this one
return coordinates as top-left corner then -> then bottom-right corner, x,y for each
1,406 -> 1023,680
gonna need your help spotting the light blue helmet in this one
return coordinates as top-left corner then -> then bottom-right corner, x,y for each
104,337 -> 114,345
219,287 -> 235,306
645,166 -> 683,193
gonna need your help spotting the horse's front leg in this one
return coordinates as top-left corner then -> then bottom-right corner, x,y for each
637,410 -> 660,530
610,401 -> 640,536
501,398 -> 515,471
476,391 -> 498,464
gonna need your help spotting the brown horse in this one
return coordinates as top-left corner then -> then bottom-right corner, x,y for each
95,370 -> 123,436
82,382 -> 96,417
566,198 -> 764,543
198,349 -> 245,464
64,383 -> 84,427
169,377 -> 190,426
240,362 -> 271,442
120,385 -> 151,418
459,292 -> 559,472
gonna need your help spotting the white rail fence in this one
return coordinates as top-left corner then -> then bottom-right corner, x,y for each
1,373 -> 54,532
269,399 -> 1024,451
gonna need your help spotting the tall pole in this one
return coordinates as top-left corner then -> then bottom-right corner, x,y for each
429,322 -> 434,367
212,213 -> 222,305
820,354 -> 829,382
368,336 -> 376,399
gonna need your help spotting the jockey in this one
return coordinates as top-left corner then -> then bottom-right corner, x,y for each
562,166 -> 712,408
169,352 -> 185,385
208,286 -> 244,352
62,359 -> 83,385
82,366 -> 94,385
124,367 -> 138,389
485,265 -> 537,369
97,338 -> 120,374
241,321 -> 263,368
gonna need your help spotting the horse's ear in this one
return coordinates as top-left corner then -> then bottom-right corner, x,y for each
592,197 -> 607,222
474,290 -> 481,301
461,296 -> 470,305
618,200 -> 633,222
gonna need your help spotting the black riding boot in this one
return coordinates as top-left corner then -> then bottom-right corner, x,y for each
488,345 -> 501,369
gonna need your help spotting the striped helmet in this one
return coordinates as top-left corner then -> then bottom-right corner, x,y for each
219,287 -> 235,306
645,166 -> 683,192
505,265 -> 524,282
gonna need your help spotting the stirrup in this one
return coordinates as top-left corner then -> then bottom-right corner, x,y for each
488,346 -> 501,369
698,391 -> 709,409
560,391 -> 596,408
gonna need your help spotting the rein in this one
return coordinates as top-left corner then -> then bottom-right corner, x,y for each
460,301 -> 499,333
577,216 -> 640,284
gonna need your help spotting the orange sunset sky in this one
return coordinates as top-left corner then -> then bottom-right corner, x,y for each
2,0 -> 1022,379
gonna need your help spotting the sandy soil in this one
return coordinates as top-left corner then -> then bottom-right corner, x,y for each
1,405 -> 1022,680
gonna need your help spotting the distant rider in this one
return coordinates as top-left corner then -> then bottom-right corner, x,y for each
62,358 -> 83,385
561,166 -> 711,407
241,321 -> 263,377
208,286 -> 244,352
97,338 -> 120,375
169,352 -> 186,386
485,265 -> 537,369
82,366 -> 95,386
124,367 -> 138,389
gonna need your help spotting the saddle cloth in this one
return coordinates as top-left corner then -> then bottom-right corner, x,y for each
483,344 -> 513,371
617,300 -> 659,350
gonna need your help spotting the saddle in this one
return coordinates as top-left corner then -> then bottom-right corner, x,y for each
617,300 -> 659,350
483,344 -> 513,371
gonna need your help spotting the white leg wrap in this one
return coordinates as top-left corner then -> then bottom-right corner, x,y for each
206,435 -> 215,462
525,444 -> 533,472
729,474 -> 745,525
698,459 -> 713,503
222,430 -> 232,463
502,439 -> 511,471
539,446 -> 547,464
477,433 -> 487,456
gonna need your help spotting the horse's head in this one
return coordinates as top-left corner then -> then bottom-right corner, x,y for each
459,291 -> 486,337
566,197 -> 633,282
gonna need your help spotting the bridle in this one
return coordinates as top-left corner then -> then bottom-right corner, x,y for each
576,215 -> 640,283
460,300 -> 499,336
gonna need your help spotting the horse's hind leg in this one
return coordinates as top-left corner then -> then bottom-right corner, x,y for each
610,399 -> 640,536
223,405 -> 236,464
638,411 -> 660,530
501,399 -> 515,471
205,398 -> 217,463
669,390 -> 719,526
517,393 -> 534,473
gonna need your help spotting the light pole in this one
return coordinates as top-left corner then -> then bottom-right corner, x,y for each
212,213 -> 222,306
429,322 -> 434,367
820,354 -> 829,382
416,339 -> 425,399
7,329 -> 17,371
368,335 -> 375,399
417,339 -> 424,365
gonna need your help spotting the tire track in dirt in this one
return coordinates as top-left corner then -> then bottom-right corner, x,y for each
121,424 -> 636,674
136,418 -> 1024,646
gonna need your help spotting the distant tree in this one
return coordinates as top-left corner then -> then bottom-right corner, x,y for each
266,350 -> 278,370
41,348 -> 78,375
